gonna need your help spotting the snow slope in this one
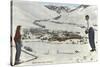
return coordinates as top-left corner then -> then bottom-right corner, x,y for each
12,1 -> 59,36
54,5 -> 97,27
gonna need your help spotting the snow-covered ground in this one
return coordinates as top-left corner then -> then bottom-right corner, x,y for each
12,1 -> 98,66
14,40 -> 97,66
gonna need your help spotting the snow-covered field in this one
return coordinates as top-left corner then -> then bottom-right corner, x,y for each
14,40 -> 97,66
12,1 -> 98,66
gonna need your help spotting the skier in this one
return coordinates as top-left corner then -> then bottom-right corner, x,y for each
85,15 -> 96,52
14,25 -> 22,64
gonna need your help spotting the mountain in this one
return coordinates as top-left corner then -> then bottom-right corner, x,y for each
45,5 -> 70,14
12,1 -> 60,38
51,5 -> 97,27
69,5 -> 89,12
13,1 -> 59,29
45,5 -> 89,14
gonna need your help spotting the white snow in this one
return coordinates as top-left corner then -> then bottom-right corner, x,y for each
14,41 -> 97,66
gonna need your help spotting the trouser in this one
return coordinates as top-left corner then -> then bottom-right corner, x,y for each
89,34 -> 96,50
15,41 -> 22,62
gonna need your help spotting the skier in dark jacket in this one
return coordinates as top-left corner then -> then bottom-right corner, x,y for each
85,15 -> 96,52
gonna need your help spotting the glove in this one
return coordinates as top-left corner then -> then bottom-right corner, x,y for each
85,29 -> 88,34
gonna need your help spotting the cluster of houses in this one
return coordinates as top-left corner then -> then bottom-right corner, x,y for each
22,28 -> 88,44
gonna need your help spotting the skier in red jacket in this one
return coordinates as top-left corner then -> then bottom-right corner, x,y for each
14,25 -> 22,64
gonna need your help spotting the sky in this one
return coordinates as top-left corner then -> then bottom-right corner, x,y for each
14,1 -> 81,9
40,1 -> 81,9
